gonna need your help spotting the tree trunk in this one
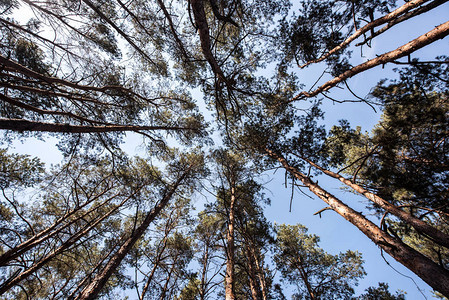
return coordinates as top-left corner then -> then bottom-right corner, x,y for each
158,255 -> 178,300
199,244 -> 209,300
0,189 -> 122,267
0,118 -> 194,134
75,168 -> 191,300
266,148 -> 449,297
296,257 -> 316,300
299,0 -> 433,68
0,197 -> 126,295
245,245 -> 260,300
302,157 -> 449,249
225,180 -> 236,300
251,248 -> 268,300
139,238 -> 169,300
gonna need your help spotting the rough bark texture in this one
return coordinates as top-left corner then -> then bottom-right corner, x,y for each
190,0 -> 227,82
75,169 -> 191,300
266,148 -> 449,297
291,20 -> 449,100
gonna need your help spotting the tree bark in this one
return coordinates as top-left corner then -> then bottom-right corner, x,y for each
190,0 -> 227,82
251,248 -> 268,300
295,256 -> 316,300
225,180 -> 236,300
0,189 -> 121,266
139,235 -> 169,299
0,195 -> 128,295
199,244 -> 209,300
245,244 -> 260,300
265,148 -> 449,297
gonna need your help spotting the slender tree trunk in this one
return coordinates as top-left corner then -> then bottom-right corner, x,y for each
266,148 -> 449,297
0,189 -> 122,267
0,118 -> 195,134
298,0 -> 434,68
296,257 -> 316,300
159,256 -> 178,300
139,238 -> 169,300
245,245 -> 260,300
291,20 -> 449,100
199,244 -> 209,300
190,0 -> 227,82
251,248 -> 268,300
0,197 -> 126,295
302,157 -> 449,249
75,168 -> 192,300
225,180 -> 236,300
67,240 -> 120,300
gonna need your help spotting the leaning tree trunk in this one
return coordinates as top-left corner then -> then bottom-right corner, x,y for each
75,168 -> 192,300
0,188 -> 126,267
266,149 -> 449,297
301,156 -> 449,249
0,194 -> 130,296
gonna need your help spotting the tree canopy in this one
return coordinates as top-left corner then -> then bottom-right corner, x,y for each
0,0 -> 448,298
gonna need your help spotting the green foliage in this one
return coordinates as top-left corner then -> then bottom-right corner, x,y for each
326,60 -> 449,209
353,282 -> 406,300
0,148 -> 44,189
274,224 -> 366,299
279,0 -> 396,73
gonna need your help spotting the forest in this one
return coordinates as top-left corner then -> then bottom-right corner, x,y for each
0,0 -> 448,298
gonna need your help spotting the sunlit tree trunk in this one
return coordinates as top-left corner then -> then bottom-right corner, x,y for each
301,156 -> 449,249
245,245 -> 260,300
266,148 -> 449,297
75,168 -> 191,300
225,179 -> 236,300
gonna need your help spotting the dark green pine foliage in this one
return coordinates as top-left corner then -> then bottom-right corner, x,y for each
273,224 -> 366,300
325,59 -> 449,210
353,282 -> 406,300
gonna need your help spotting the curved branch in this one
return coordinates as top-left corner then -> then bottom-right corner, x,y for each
190,0 -> 227,82
299,0 -> 432,68
291,20 -> 449,101
355,0 -> 448,47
